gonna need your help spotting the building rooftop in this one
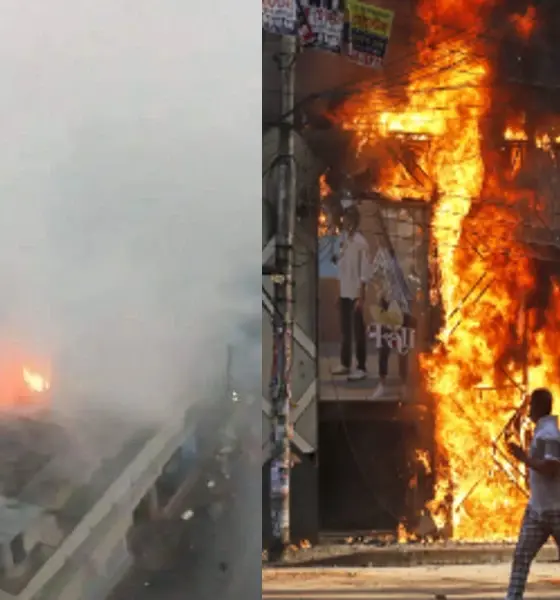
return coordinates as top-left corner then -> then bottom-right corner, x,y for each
0,405 -> 154,596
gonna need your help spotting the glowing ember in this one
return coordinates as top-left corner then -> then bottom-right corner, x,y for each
397,522 -> 409,544
22,368 -> 50,393
318,174 -> 336,237
319,174 -> 331,199
415,449 -> 432,476
536,133 -> 552,152
334,0 -> 560,540
509,5 -> 537,40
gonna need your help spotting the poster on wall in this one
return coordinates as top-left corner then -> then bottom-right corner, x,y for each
318,198 -> 431,402
347,0 -> 394,68
298,1 -> 345,53
262,0 -> 298,36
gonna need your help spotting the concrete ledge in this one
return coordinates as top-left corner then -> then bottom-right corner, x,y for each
263,564 -> 560,600
264,543 -> 560,568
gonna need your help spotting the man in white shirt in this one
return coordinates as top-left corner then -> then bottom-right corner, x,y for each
506,388 -> 560,600
332,205 -> 370,381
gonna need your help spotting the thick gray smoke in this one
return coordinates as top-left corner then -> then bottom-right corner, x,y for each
0,2 -> 260,424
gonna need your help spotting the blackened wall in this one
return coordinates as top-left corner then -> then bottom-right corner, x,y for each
495,1 -> 560,121
318,401 -> 434,533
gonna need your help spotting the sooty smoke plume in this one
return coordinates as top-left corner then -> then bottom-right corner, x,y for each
0,1 -> 260,423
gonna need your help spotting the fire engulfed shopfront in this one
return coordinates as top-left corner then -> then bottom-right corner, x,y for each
263,0 -> 560,545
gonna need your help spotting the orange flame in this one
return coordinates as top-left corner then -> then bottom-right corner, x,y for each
22,368 -> 50,393
503,126 -> 559,151
334,0 -> 560,540
504,126 -> 528,142
339,38 -> 489,315
416,449 -> 432,476
319,174 -> 331,199
318,174 -> 334,237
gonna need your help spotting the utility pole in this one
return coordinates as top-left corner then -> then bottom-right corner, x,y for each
269,31 -> 297,561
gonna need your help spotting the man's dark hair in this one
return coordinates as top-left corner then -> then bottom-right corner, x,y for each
530,387 -> 553,416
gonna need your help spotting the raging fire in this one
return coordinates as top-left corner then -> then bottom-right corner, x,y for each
334,0 -> 560,540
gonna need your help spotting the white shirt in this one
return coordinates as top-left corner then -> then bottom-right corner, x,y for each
528,415 -> 560,514
338,231 -> 370,300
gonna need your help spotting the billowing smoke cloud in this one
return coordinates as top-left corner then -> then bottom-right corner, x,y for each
0,2 -> 260,423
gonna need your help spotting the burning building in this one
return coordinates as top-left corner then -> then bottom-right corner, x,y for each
261,0 -> 560,548
311,0 -> 560,541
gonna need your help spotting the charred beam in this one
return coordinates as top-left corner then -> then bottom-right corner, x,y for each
384,138 -> 434,193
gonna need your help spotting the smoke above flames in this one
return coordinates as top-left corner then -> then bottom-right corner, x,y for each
0,2 -> 259,423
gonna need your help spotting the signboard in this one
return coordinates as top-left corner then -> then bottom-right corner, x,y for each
318,201 -> 430,402
348,1 -> 394,68
262,0 -> 298,36
299,3 -> 345,53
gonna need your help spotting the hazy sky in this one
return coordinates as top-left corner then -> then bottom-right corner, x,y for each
0,2 -> 260,420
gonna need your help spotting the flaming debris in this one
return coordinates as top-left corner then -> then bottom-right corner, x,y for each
330,0 -> 560,539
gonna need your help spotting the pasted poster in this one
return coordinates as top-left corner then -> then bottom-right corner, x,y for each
318,198 -> 431,402
262,0 -> 298,36
347,0 -> 394,68
299,1 -> 345,53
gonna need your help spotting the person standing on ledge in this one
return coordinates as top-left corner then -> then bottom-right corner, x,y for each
506,387 -> 560,600
331,204 -> 370,382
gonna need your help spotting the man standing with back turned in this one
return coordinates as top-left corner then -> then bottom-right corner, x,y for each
332,204 -> 370,382
506,387 -> 560,600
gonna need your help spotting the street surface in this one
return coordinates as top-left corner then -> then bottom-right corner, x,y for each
263,564 -> 560,599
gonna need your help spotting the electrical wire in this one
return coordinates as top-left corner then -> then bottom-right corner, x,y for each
263,14 -> 560,280
264,4 -> 530,131
288,203 -> 559,270
263,14 -> 526,184
264,0 -> 560,132
263,12 -> 481,131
